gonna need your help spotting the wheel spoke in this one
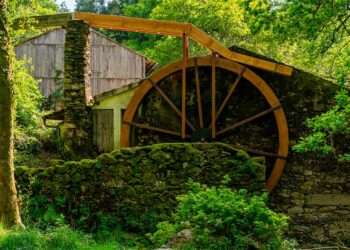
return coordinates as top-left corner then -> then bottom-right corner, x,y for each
231,144 -> 287,159
211,54 -> 217,138
148,79 -> 196,131
217,105 -> 281,136
125,121 -> 182,137
182,33 -> 189,138
194,58 -> 204,128
216,67 -> 245,121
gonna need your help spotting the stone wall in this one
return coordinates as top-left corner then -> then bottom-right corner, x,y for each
16,143 -> 265,233
251,65 -> 350,246
63,20 -> 93,156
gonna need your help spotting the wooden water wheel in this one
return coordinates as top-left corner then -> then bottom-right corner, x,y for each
121,56 -> 289,191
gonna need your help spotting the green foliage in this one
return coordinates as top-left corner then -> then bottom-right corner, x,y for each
240,0 -> 350,79
9,0 -> 58,43
12,58 -> 59,168
13,59 -> 43,130
149,221 -> 177,247
0,225 -> 137,250
43,69 -> 64,110
293,76 -> 350,161
16,143 -> 265,234
0,227 -> 43,250
76,0 -> 137,14
245,0 -> 350,47
150,182 -> 290,250
130,0 -> 250,65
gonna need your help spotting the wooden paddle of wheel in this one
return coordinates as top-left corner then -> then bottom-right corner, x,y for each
121,56 -> 289,191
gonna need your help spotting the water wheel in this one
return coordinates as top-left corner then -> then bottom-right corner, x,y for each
121,56 -> 289,191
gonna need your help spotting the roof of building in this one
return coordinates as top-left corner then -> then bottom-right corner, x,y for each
94,80 -> 141,102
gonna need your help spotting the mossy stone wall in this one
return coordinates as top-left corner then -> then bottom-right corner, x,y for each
16,143 -> 265,233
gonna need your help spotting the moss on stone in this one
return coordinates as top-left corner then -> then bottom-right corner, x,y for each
16,143 -> 266,233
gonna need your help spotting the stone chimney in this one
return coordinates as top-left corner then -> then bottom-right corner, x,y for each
62,20 -> 93,157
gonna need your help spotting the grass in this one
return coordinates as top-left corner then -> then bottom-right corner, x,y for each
0,225 -> 139,250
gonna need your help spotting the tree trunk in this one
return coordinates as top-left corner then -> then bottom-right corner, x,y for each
0,0 -> 23,228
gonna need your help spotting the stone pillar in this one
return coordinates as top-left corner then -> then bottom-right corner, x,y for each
62,20 -> 93,157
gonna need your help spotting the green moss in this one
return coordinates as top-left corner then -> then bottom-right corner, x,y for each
96,153 -> 117,165
79,159 -> 97,169
15,166 -> 30,176
16,143 -> 266,233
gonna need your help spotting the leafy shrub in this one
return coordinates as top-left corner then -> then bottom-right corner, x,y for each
42,69 -> 64,110
293,74 -> 350,161
13,59 -> 43,131
150,182 -> 290,250
44,226 -> 92,250
14,127 -> 61,167
12,58 -> 63,166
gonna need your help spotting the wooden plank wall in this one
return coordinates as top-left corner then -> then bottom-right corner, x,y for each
15,29 -> 65,97
90,30 -> 146,96
93,109 -> 114,152
16,28 -> 146,97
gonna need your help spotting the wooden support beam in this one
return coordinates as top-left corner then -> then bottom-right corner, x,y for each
194,58 -> 204,128
188,26 -> 293,76
148,79 -> 196,131
125,121 -> 181,137
13,13 -> 73,29
75,12 -> 293,75
211,54 -> 217,139
216,67 -> 245,122
217,105 -> 282,136
74,12 -> 189,37
181,33 -> 189,138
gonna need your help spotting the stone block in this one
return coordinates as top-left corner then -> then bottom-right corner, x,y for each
335,210 -> 350,215
306,194 -> 350,206
311,226 -> 327,242
318,206 -> 336,212
288,206 -> 303,214
304,170 -> 313,176
329,221 -> 350,239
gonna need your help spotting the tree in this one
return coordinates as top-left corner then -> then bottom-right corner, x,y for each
241,1 -> 350,161
240,0 -> 350,79
123,0 -> 251,65
9,0 -> 58,43
0,0 -> 23,228
75,0 -> 137,13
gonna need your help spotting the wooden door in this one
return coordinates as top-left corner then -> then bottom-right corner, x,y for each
93,109 -> 114,152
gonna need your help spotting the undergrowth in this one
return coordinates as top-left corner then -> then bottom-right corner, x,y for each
149,181 -> 295,250
0,225 -> 139,250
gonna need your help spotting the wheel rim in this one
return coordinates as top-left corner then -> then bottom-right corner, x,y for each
121,56 -> 289,191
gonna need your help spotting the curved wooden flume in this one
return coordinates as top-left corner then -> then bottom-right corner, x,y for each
15,12 -> 293,76
74,12 -> 293,76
